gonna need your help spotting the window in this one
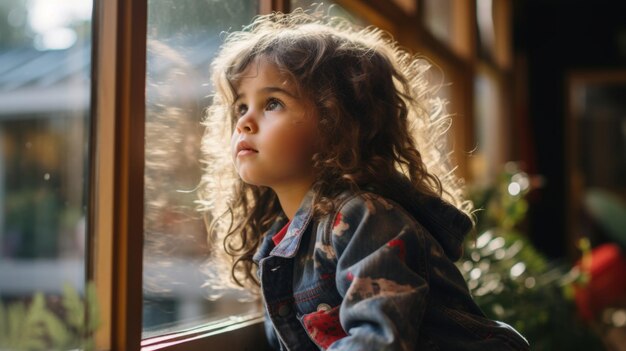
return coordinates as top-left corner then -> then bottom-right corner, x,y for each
475,0 -> 495,59
473,66 -> 504,183
0,0 -> 95,349
291,0 -> 366,25
566,71 -> 626,256
476,0 -> 512,68
422,0 -> 473,59
423,0 -> 454,46
142,0 -> 259,337
87,0 -> 274,348
471,0 -> 513,181
416,0 -> 514,182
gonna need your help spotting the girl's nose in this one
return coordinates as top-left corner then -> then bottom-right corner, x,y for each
235,111 -> 257,134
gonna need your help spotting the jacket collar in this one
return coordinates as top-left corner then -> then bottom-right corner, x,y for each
269,187 -> 316,258
252,182 -> 473,262
252,186 -> 316,263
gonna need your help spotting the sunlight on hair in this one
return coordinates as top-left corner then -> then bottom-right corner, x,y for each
196,5 -> 474,295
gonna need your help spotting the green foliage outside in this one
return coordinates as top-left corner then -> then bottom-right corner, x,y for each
460,162 -> 604,350
0,282 -> 100,351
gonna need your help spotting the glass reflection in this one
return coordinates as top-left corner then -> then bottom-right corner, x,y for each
0,0 -> 93,349
143,0 -> 259,336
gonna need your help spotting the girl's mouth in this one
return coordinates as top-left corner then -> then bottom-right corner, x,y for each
236,140 -> 258,156
237,149 -> 258,157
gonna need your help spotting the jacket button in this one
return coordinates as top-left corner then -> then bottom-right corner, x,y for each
317,303 -> 331,312
278,304 -> 291,317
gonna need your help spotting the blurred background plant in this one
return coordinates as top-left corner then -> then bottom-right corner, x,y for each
460,162 -> 605,350
0,282 -> 100,351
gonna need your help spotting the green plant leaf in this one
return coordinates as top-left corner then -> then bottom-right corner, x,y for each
0,300 -> 7,346
41,307 -> 72,349
8,302 -> 27,348
0,282 -> 102,350
62,283 -> 85,331
85,281 -> 101,333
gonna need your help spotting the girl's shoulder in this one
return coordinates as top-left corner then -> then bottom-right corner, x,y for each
336,189 -> 404,215
328,186 -> 472,261
328,189 -> 419,230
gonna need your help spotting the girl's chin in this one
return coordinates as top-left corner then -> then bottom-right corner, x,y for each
237,172 -> 264,186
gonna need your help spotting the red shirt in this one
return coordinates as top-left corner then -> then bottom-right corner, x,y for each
272,220 -> 291,246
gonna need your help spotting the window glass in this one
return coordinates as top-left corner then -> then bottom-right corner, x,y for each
0,0 -> 94,349
476,0 -> 496,60
435,82 -> 456,156
290,0 -> 367,25
568,75 -> 626,253
423,0 -> 453,46
143,0 -> 259,336
473,68 -> 502,183
572,79 -> 626,191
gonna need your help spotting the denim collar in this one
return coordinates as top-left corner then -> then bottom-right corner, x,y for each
251,187 -> 316,264
269,187 -> 316,258
252,184 -> 472,263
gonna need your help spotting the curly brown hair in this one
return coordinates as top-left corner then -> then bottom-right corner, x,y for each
198,8 -> 473,289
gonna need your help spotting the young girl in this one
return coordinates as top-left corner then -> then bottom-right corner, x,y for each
200,8 -> 529,351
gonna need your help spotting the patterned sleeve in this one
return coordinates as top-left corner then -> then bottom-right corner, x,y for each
327,193 -> 430,351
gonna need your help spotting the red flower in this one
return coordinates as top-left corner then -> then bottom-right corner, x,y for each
573,243 -> 626,321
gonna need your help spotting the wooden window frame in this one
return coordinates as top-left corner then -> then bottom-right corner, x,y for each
91,0 -> 146,349
90,0 -> 286,350
412,0 -> 514,181
564,70 -> 626,259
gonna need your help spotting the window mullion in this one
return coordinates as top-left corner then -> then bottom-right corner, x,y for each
90,0 -> 117,348
91,0 -> 148,349
112,0 -> 148,349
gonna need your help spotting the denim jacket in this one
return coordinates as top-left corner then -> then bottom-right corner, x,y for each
253,186 -> 529,350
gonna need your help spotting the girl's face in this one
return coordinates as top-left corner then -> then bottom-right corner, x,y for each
230,57 -> 319,190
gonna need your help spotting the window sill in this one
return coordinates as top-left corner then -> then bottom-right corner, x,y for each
140,312 -> 271,351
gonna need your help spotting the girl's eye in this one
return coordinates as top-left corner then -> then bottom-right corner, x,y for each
234,103 -> 248,117
265,98 -> 284,111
